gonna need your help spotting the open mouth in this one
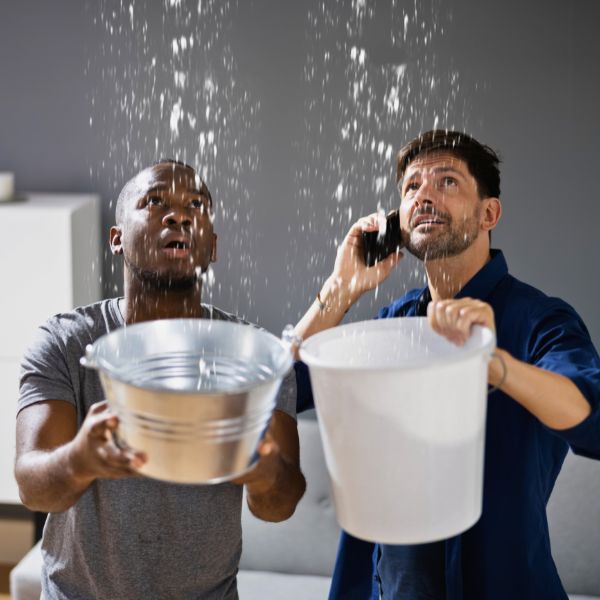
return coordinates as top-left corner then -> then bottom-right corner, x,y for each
164,240 -> 190,250
413,219 -> 445,228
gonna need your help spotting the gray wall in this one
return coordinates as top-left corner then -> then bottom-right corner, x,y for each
1,0 -> 598,347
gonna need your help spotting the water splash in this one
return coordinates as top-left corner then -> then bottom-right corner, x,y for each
287,0 -> 471,319
87,0 -> 260,317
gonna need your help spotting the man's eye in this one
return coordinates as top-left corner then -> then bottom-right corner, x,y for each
147,196 -> 163,206
442,177 -> 457,187
404,182 -> 419,194
190,199 -> 206,210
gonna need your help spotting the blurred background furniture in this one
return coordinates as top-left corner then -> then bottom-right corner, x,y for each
0,194 -> 101,592
0,193 -> 101,510
9,418 -> 600,599
547,451 -> 600,600
237,417 -> 339,598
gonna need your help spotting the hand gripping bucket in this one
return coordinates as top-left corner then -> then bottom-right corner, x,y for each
299,317 -> 495,544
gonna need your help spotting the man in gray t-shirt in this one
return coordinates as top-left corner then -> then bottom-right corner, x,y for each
15,160 -> 306,600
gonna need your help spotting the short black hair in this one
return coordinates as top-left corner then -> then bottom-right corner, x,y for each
153,158 -> 213,205
397,130 -> 501,199
154,157 -> 195,171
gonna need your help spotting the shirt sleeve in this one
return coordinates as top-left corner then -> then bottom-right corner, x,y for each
528,299 -> 600,459
294,360 -> 315,413
18,321 -> 76,414
274,367 -> 297,419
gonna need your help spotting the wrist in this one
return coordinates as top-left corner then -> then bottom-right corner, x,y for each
245,455 -> 284,499
489,348 -> 510,388
65,439 -> 96,488
319,275 -> 360,314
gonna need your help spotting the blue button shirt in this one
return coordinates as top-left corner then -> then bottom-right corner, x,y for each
295,249 -> 600,599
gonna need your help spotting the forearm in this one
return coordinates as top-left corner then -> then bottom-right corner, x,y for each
246,456 -> 306,522
294,276 -> 359,355
490,348 -> 592,430
15,442 -> 93,513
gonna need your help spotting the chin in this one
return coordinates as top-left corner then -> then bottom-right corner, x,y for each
137,268 -> 198,291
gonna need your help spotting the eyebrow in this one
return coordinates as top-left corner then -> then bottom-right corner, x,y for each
401,166 -> 466,185
144,184 -> 210,199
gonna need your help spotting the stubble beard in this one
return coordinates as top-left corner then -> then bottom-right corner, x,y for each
405,209 -> 481,262
126,259 -> 200,291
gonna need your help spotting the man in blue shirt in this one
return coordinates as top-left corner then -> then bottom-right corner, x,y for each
294,130 -> 600,599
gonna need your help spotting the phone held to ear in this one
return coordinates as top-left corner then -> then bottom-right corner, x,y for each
362,209 -> 403,267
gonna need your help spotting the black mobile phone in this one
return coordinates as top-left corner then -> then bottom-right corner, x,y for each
362,209 -> 403,267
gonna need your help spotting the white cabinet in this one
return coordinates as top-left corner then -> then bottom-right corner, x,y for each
0,193 -> 101,504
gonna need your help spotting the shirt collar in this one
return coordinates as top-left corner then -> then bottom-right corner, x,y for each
457,249 -> 508,301
414,249 -> 508,307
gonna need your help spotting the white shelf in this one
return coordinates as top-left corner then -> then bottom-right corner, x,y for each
0,193 -> 101,504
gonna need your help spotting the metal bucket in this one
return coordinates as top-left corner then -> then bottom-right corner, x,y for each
81,319 -> 292,484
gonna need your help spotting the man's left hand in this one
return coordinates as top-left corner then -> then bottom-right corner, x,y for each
427,297 -> 496,346
229,410 -> 306,522
230,431 -> 284,495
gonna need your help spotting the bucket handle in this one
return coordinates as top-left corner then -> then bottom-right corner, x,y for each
80,344 -> 98,370
487,350 -> 507,394
282,324 -> 506,394
281,324 -> 303,357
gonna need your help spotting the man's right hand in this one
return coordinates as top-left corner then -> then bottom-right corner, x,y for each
293,213 -> 403,351
68,400 -> 147,485
330,213 -> 403,302
16,399 -> 148,513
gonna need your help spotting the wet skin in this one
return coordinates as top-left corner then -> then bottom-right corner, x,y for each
110,163 -> 217,286
398,151 -> 484,261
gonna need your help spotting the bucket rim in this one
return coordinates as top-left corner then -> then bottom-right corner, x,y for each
299,316 -> 496,372
84,318 -> 293,396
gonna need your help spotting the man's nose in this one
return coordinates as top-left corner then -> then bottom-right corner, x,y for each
413,181 -> 435,207
162,207 -> 192,228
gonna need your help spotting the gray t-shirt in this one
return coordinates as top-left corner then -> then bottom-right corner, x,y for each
18,298 -> 296,600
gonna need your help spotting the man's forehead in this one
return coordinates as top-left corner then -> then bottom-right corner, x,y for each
134,164 -> 202,192
404,151 -> 469,176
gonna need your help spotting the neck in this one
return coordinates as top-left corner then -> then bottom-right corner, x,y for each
425,237 -> 491,301
121,272 -> 205,324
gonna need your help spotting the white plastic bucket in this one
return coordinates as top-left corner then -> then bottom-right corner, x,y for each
299,316 -> 495,544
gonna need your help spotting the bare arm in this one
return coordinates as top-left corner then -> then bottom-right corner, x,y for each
293,214 -> 402,352
428,298 -> 592,430
489,348 -> 591,430
15,400 -> 146,513
232,410 -> 306,522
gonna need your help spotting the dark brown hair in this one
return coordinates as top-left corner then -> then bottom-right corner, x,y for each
396,130 -> 501,199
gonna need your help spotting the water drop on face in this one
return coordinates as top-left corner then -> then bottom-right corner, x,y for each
376,206 -> 387,237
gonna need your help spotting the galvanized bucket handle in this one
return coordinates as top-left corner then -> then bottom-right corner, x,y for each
80,344 -> 99,370
281,324 -> 303,357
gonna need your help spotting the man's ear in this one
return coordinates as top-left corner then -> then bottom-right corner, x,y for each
210,233 -> 217,263
110,226 -> 124,256
481,197 -> 502,233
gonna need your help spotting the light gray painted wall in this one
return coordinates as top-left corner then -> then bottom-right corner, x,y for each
1,0 -> 598,348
